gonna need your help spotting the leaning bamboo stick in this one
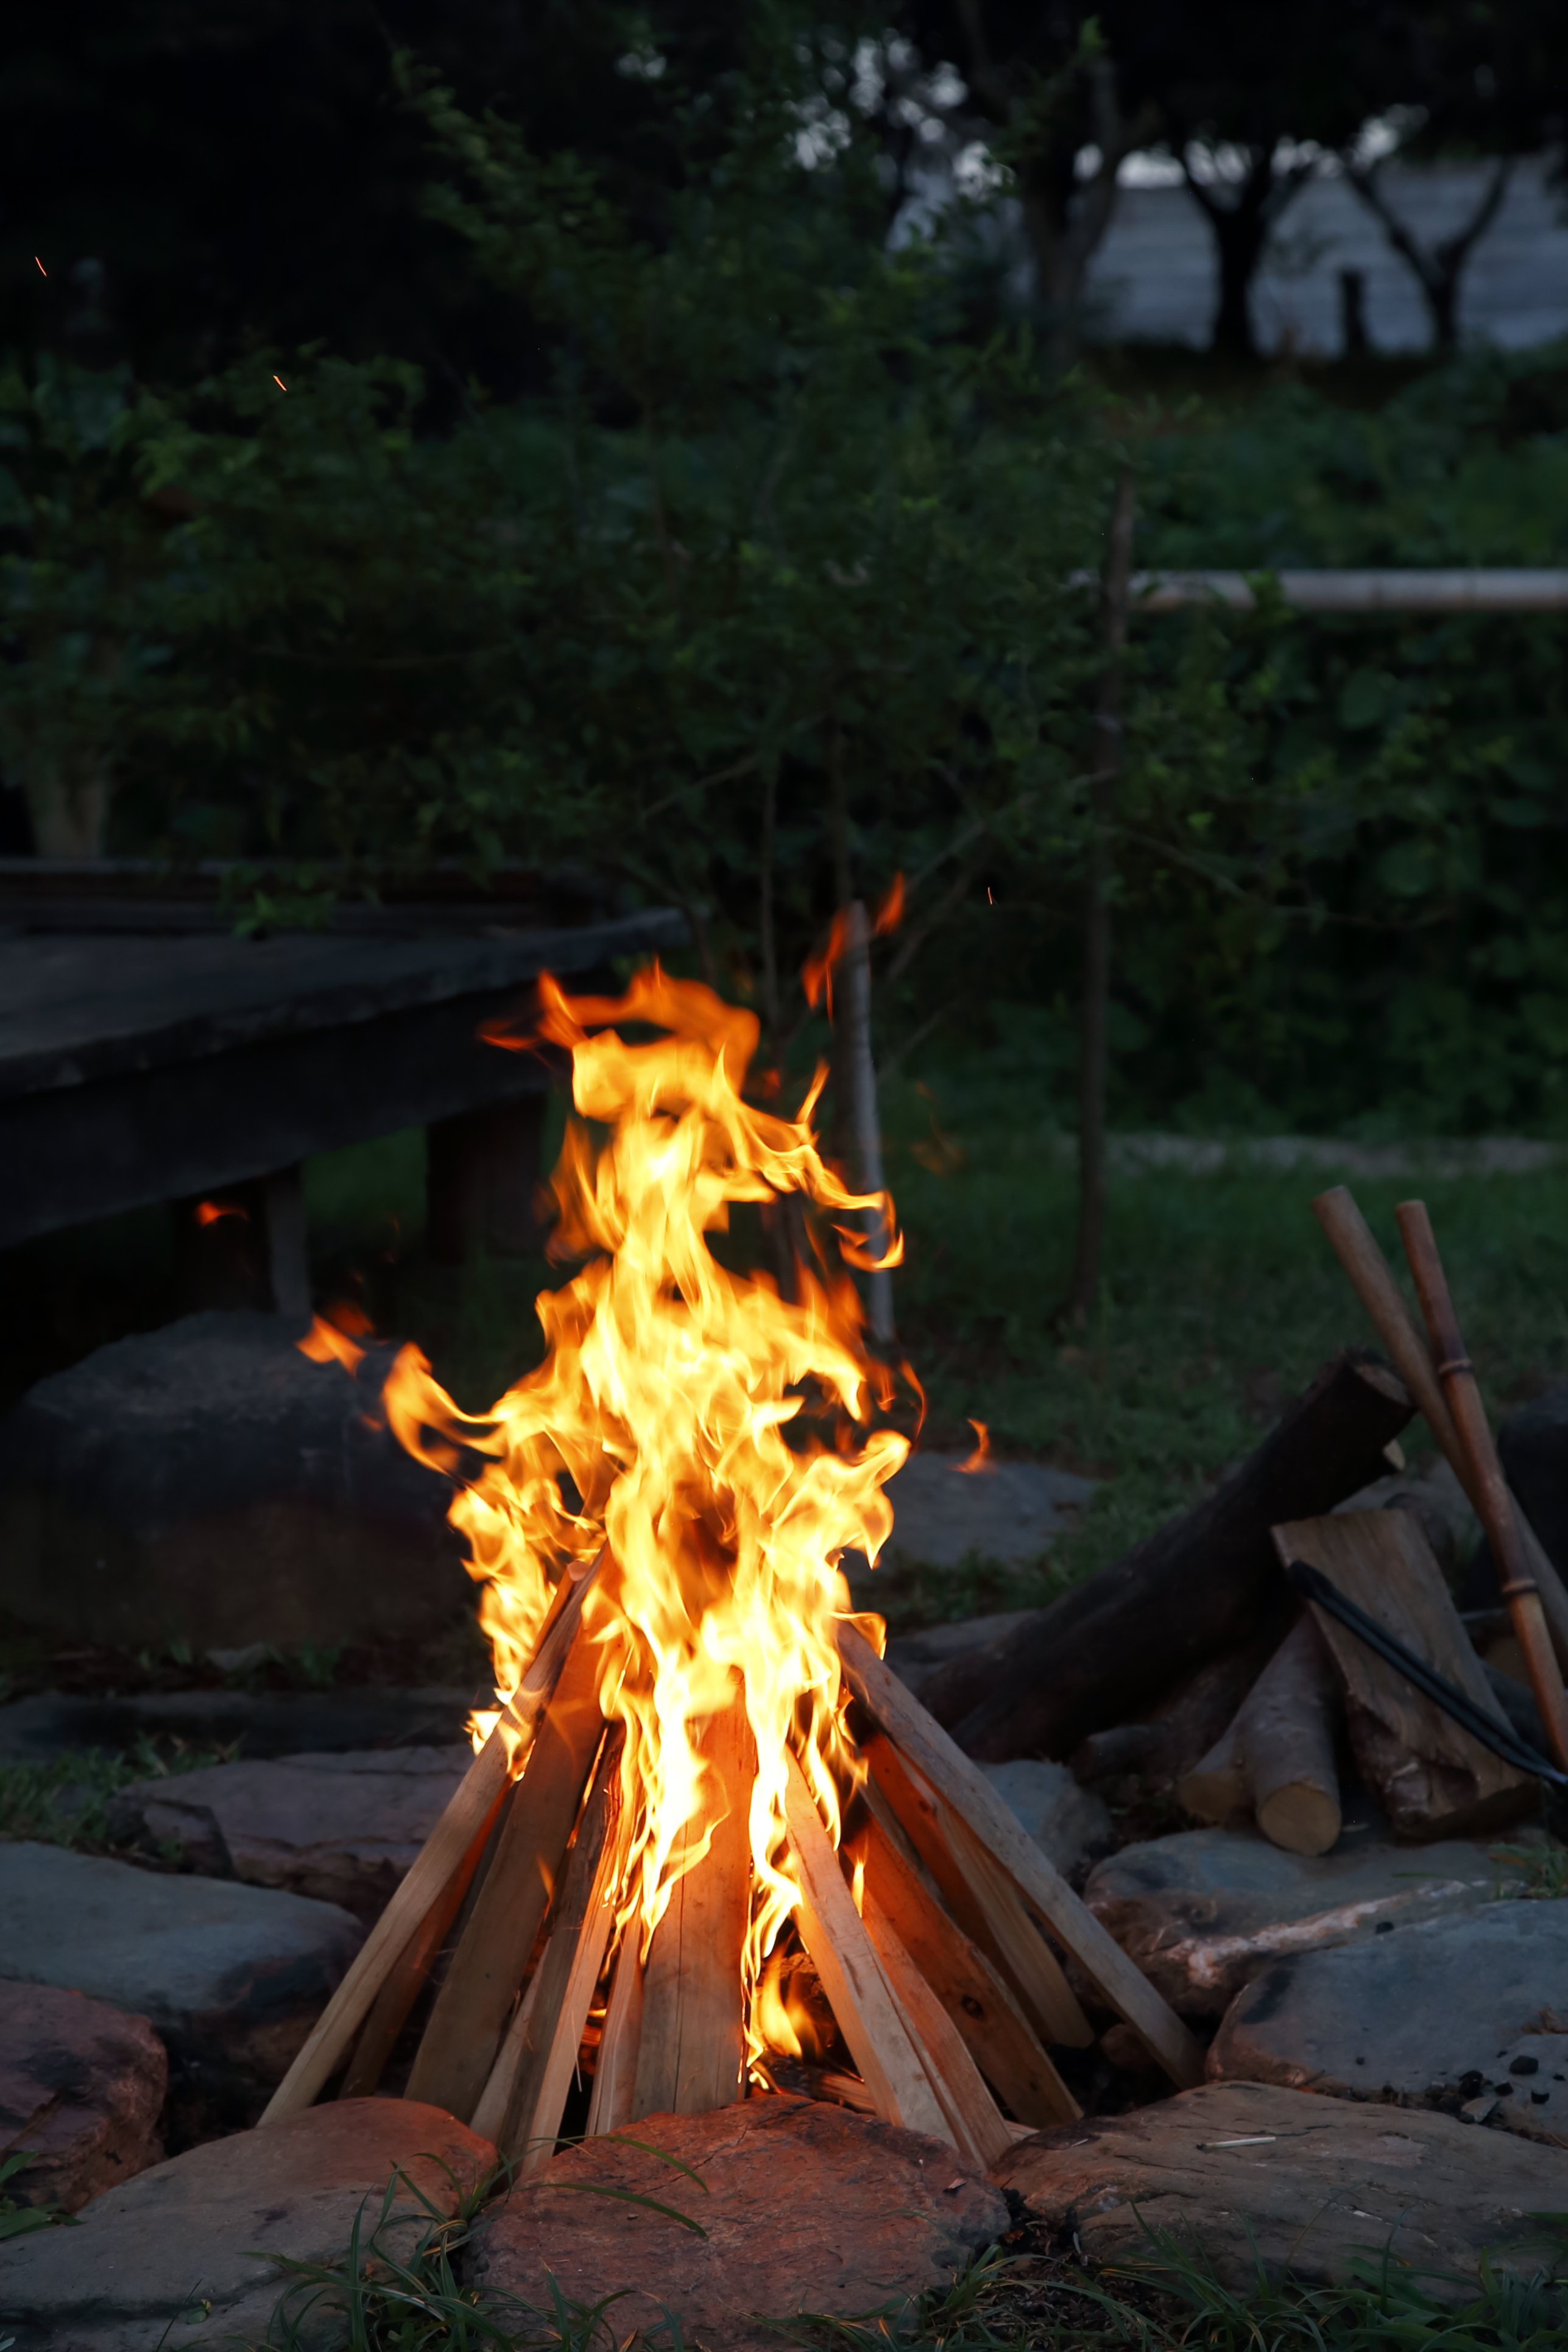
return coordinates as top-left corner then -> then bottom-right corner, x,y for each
258,1551 -> 605,2124
1312,1184 -> 1568,1670
838,1622 -> 1204,2088
864,1732 -> 1092,2051
406,1621 -> 606,2120
1395,1201 -> 1568,1773
498,1731 -> 627,2169
782,1747 -> 952,2142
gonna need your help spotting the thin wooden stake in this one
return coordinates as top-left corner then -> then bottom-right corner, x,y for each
406,1621 -> 606,2119
337,1784 -> 506,2100
861,1896 -> 1014,2170
859,1807 -> 1080,2128
258,1552 -> 604,2124
496,1730 -> 628,2168
632,1684 -> 755,2118
585,1929 -> 645,2136
839,1622 -> 1204,2088
782,1747 -> 952,2143
864,1731 -> 1092,2051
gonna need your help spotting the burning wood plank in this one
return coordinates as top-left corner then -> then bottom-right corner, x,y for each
486,1731 -> 628,2169
632,1684 -> 755,2117
258,1555 -> 603,2124
406,1622 -> 606,2120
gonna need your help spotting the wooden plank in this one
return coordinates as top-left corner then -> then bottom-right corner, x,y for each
859,1896 -> 1014,2169
858,1811 -> 1080,2128
337,1788 -> 504,2099
585,1932 -> 645,2136
1274,1510 -> 1535,1839
839,1622 -> 1204,2089
496,1732 -> 629,2170
406,1623 -> 606,2119
782,1747 -> 953,2144
257,1555 -> 602,2123
470,1964 -> 544,2146
631,1687 -> 755,2119
864,1732 -> 1092,2052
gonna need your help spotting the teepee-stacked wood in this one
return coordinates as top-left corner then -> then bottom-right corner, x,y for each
258,1564 -> 1201,2160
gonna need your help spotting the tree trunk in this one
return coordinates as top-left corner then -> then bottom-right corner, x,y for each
916,1349 -> 1414,1761
1182,145 -> 1313,360
1347,156 -> 1514,355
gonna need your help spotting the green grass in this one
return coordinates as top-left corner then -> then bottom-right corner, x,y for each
0,1739 -> 230,1853
255,2171 -> 1568,2352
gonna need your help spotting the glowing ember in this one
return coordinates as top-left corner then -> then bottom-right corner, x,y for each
373,966 -> 909,2071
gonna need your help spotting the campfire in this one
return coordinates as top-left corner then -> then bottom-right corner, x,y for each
263,969 -> 1199,2162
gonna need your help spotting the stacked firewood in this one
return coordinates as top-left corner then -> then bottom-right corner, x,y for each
920,1189 -> 1568,1853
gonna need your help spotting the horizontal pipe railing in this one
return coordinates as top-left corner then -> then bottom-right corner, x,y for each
1068,568 -> 1568,613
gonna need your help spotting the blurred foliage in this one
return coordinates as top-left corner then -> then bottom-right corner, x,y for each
0,10 -> 1567,1133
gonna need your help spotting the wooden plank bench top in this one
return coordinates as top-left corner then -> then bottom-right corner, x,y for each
0,909 -> 685,1249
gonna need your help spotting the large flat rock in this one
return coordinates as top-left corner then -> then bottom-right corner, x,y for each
1210,1899 -> 1568,2143
0,1310 -> 467,1648
0,1980 -> 166,2214
994,2079 -> 1568,2296
468,2097 -> 1008,2351
1084,1825 -> 1530,2018
0,1843 -> 362,2122
882,1452 -> 1097,1569
108,1746 -> 471,1922
0,2097 -> 493,2351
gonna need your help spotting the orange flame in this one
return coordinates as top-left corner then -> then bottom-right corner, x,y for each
381,966 -> 909,2059
872,872 -> 905,936
298,1305 -> 372,1376
195,1198 -> 247,1227
958,1418 -> 992,1474
802,879 -> 905,1017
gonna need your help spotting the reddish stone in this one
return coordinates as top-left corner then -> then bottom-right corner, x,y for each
0,1977 -> 166,2213
469,2096 -> 1008,2351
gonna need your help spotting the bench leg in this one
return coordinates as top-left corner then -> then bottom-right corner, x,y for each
171,1162 -> 310,1318
426,1094 -> 548,1265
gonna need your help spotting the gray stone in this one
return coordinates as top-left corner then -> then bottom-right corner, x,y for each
994,2079 -> 1568,2298
0,1310 -> 467,1649
1084,1825 -> 1531,2018
0,1843 -> 362,2116
0,2097 -> 494,2351
1210,1898 -> 1568,2141
882,1452 -> 1097,1569
0,1980 -> 166,2214
0,1685 -> 475,1762
979,1759 -> 1114,1879
469,2096 -> 1008,2352
107,1746 -> 471,1923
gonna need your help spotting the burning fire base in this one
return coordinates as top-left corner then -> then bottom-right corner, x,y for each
264,972 -> 1200,2159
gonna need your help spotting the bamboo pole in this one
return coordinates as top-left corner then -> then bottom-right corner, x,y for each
1394,1201 -> 1568,1773
838,1622 -> 1204,2088
835,901 -> 895,1346
258,1551 -> 604,2124
1064,463 -> 1136,1327
1312,1185 -> 1568,1669
406,1621 -> 606,2120
782,1748 -> 952,2141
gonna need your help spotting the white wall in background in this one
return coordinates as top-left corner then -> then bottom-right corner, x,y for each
1083,157 -> 1568,355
